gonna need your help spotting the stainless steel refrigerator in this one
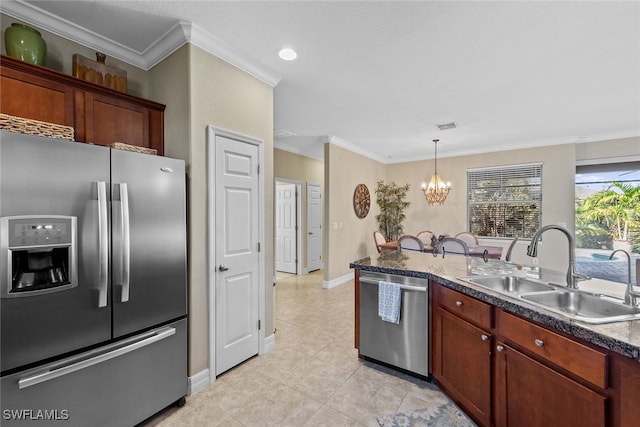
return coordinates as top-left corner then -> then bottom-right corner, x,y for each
0,131 -> 187,426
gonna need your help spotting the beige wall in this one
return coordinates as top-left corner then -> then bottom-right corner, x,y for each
576,136 -> 640,163
324,144 -> 386,282
385,144 -> 576,272
149,45 -> 190,163
1,14 -> 150,98
185,44 -> 274,376
274,148 -> 324,271
275,149 -> 323,184
148,44 -> 276,377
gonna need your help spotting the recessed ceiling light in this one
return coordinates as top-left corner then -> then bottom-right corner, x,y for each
278,48 -> 297,61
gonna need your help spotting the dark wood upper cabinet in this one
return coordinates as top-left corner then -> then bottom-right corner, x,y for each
0,55 -> 164,155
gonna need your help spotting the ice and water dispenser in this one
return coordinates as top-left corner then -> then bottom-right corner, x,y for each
1,216 -> 77,297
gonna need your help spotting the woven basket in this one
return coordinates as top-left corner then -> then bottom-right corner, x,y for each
111,142 -> 157,155
0,113 -> 74,141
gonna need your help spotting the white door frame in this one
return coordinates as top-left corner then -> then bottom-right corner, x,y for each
206,125 -> 265,384
275,178 -> 303,275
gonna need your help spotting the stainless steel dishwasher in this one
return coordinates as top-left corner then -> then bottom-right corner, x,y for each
359,271 -> 429,377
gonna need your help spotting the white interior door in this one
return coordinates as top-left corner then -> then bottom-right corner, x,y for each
275,184 -> 297,274
307,183 -> 323,272
214,134 -> 260,375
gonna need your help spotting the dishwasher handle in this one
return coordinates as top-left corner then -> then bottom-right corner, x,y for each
359,277 -> 427,292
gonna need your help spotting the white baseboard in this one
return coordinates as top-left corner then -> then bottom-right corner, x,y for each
322,272 -> 353,289
187,369 -> 210,395
264,333 -> 276,353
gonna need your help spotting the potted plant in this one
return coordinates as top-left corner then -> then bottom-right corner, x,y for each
375,180 -> 411,242
579,182 -> 640,252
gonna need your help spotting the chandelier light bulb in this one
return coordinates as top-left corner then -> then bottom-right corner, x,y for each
422,139 -> 451,205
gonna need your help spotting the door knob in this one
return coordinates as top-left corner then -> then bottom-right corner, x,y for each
218,264 -> 229,272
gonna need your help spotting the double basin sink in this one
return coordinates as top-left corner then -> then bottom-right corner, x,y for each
459,275 -> 640,324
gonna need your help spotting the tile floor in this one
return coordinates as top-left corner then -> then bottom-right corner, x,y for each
143,270 -> 452,426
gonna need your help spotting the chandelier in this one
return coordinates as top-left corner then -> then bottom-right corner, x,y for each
422,139 -> 451,205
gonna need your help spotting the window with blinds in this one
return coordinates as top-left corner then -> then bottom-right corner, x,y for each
467,163 -> 542,238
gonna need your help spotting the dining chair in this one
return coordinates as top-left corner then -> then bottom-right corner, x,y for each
398,235 -> 425,252
440,237 -> 469,255
416,230 -> 435,248
373,231 -> 387,254
455,232 -> 479,248
505,236 -> 519,261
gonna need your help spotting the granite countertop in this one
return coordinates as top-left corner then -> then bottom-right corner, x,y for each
350,250 -> 640,362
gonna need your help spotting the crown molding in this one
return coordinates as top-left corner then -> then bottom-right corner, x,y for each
1,0 -> 150,68
274,141 -> 324,161
1,1 -> 281,87
187,22 -> 280,87
328,136 -> 389,164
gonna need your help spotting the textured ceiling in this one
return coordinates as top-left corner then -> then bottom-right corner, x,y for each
8,0 -> 640,162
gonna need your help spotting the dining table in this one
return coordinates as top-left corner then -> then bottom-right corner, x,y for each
378,240 -> 399,253
468,245 -> 503,259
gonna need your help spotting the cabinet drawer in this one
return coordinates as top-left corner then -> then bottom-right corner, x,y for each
435,284 -> 492,329
497,309 -> 607,389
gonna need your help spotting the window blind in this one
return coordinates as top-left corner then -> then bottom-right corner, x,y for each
467,163 -> 542,238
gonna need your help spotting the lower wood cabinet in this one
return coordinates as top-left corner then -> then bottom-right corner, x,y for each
430,281 -> 618,427
432,306 -> 492,426
431,283 -> 492,426
494,342 -> 605,427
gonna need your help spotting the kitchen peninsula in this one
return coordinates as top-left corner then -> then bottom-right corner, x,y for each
351,250 -> 640,427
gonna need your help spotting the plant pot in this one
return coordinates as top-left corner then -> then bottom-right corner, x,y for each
4,23 -> 47,66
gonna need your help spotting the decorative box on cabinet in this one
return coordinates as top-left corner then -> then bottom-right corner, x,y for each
0,55 -> 164,155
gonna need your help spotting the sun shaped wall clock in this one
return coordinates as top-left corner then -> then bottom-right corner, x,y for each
353,183 -> 370,219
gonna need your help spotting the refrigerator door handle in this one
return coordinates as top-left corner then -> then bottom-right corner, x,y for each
18,326 -> 176,389
97,181 -> 108,308
118,182 -> 131,303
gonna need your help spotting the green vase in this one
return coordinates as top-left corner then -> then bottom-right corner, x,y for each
4,23 -> 47,66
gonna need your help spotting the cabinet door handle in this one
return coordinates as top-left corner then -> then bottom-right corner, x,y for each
481,334 -> 489,341
496,345 -> 504,352
455,300 -> 463,307
534,339 -> 544,347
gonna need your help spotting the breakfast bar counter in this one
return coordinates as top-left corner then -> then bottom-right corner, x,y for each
351,250 -> 640,426
350,250 -> 640,361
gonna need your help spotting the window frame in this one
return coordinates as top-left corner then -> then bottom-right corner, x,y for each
467,163 -> 543,239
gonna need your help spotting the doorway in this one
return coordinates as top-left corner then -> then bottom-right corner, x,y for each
307,182 -> 323,272
207,126 -> 265,379
275,180 -> 303,275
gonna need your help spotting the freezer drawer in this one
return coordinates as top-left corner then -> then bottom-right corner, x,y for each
359,272 -> 429,377
1,318 -> 187,427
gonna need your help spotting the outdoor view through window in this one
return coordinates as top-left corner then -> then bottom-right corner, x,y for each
575,162 -> 640,285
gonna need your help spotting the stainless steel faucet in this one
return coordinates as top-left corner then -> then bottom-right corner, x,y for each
526,224 -> 590,289
609,249 -> 640,306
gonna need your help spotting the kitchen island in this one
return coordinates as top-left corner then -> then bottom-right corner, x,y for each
351,250 -> 640,427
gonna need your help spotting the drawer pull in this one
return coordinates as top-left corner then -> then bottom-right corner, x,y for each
455,300 -> 463,307
496,345 -> 504,352
534,339 -> 544,347
481,334 -> 489,341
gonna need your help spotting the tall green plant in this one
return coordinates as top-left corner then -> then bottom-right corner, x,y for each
579,182 -> 640,242
375,180 -> 411,241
